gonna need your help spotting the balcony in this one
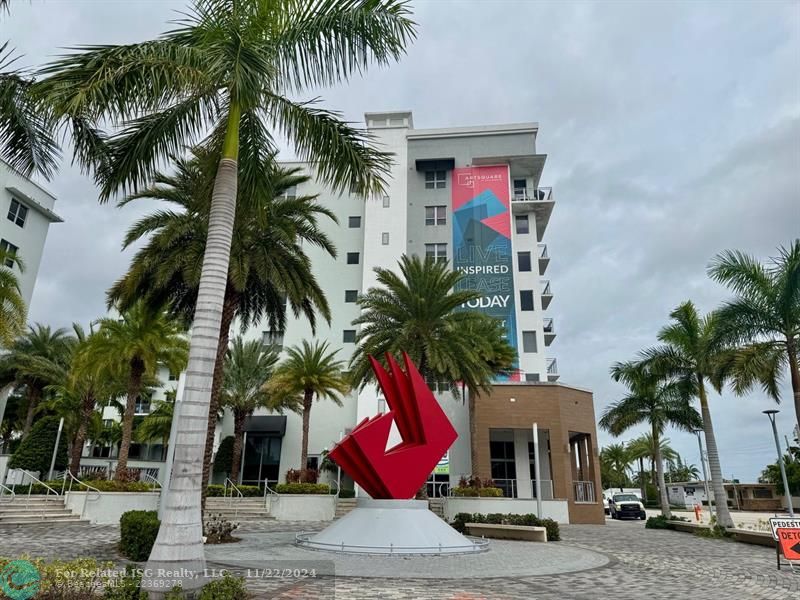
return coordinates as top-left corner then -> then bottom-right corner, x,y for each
543,318 -> 556,346
540,280 -> 553,310
538,244 -> 550,275
511,186 -> 554,240
546,358 -> 559,382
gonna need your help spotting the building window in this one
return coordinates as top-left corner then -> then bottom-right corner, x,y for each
281,186 -> 297,200
168,371 -> 179,381
515,215 -> 530,234
262,330 -> 284,350
381,232 -> 390,245
348,216 -> 361,228
0,239 -> 18,268
7,199 -> 28,228
343,329 -> 356,343
344,290 -> 358,303
522,331 -> 538,353
525,373 -> 540,382
425,205 -> 446,226
489,436 -> 517,497
382,195 -> 390,208
513,179 -> 527,200
520,290 -> 534,311
518,252 -> 532,272
425,170 -> 446,189
424,243 -> 447,263
346,252 -> 360,264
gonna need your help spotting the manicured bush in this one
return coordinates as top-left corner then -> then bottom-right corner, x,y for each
451,486 -> 503,497
645,515 -> 673,529
198,573 -> 249,599
285,468 -> 318,483
275,482 -> 330,494
18,479 -> 155,494
9,416 -> 68,475
119,510 -> 161,561
212,436 -> 234,475
206,484 -> 261,497
451,512 -> 560,541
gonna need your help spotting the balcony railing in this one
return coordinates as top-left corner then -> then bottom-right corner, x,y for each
543,318 -> 554,333
530,479 -> 554,500
492,478 -> 518,499
512,187 -> 553,202
541,280 -> 552,296
538,244 -> 548,258
546,358 -> 558,374
573,480 -> 596,503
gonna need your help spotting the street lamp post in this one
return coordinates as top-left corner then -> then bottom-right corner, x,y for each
694,429 -> 714,520
763,410 -> 795,517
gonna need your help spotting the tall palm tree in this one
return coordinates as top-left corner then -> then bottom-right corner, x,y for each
87,303 -> 188,480
600,443 -> 632,489
0,323 -> 73,438
268,341 -> 349,478
601,362 -> 702,517
37,2 -> 415,584
220,337 -> 279,483
708,241 -> 800,434
640,301 -> 735,527
350,254 -> 516,472
107,149 -> 334,500
0,250 -> 26,347
136,396 -> 175,461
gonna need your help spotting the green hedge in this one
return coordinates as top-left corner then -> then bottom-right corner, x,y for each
206,484 -> 262,497
14,479 -> 155,494
451,486 -> 503,497
451,512 -> 560,541
275,483 -> 330,494
9,416 -> 68,474
119,510 -> 161,561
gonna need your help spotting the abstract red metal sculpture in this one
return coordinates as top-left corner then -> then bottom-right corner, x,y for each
329,352 -> 458,499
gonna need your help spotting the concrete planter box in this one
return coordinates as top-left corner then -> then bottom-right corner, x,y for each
268,494 -> 335,521
443,497 -> 570,524
667,520 -> 710,534
65,491 -> 160,524
729,528 -> 776,548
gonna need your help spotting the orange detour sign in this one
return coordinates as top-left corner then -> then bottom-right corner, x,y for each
776,528 -> 800,561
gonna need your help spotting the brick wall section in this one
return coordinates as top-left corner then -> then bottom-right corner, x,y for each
472,383 -> 605,524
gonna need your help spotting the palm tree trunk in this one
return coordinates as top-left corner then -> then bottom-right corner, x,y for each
300,389 -> 313,479
21,385 -> 41,439
652,426 -> 671,518
116,361 -> 144,479
230,412 -> 246,485
639,457 -> 646,501
200,291 -> 237,511
468,390 -> 478,476
143,100 -> 240,593
786,337 -> 800,436
69,394 -> 94,476
697,377 -> 734,528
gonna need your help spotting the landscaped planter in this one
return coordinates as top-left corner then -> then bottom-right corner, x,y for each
666,520 -> 710,534
729,528 -> 776,548
443,497 -> 570,524
267,494 -> 335,521
65,491 -> 160,524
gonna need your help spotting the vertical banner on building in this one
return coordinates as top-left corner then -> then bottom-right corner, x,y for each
451,165 -> 520,380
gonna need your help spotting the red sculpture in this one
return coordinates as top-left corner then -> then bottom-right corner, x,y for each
329,352 -> 458,499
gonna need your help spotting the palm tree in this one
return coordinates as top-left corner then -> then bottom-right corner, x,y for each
37,2 -> 415,584
601,362 -> 702,517
350,254 -> 516,472
136,396 -> 175,461
639,301 -> 735,527
220,337 -> 279,483
600,443 -> 632,489
708,241 -> 800,434
87,303 -> 188,480
0,249 -> 26,347
107,149 -> 334,500
0,323 -> 73,438
268,341 -> 349,478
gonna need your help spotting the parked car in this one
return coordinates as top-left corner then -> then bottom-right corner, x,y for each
608,493 -> 646,520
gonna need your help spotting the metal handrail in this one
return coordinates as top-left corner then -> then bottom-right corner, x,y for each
541,280 -> 552,295
543,318 -> 554,332
512,186 -> 553,202
19,470 -> 59,496
143,473 -> 162,493
63,470 -> 101,520
546,358 -> 558,374
0,482 -> 15,503
224,478 -> 244,500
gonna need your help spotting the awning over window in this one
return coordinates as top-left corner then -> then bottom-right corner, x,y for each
414,158 -> 455,172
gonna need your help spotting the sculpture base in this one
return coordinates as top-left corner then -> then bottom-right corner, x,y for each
295,498 -> 488,555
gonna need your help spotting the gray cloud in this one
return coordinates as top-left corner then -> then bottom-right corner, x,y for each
7,0 -> 799,481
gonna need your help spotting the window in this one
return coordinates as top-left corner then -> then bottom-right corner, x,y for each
382,195 -> 390,208
525,373 -> 540,382
348,216 -> 361,228
0,239 -> 18,268
344,290 -> 358,303
513,179 -> 527,200
424,243 -> 447,263
518,252 -> 532,272
515,215 -> 530,234
262,330 -> 284,350
381,232 -> 390,245
343,329 -> 356,343
281,186 -> 297,200
346,252 -> 360,264
168,371 -> 179,381
522,331 -> 538,353
424,170 -> 446,189
425,205 -> 446,226
7,199 -> 28,228
489,436 -> 517,497
520,290 -> 534,311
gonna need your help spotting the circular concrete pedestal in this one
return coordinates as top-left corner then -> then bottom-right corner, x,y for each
295,498 -> 487,555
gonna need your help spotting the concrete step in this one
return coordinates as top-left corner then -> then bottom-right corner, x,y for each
0,507 -> 75,516
0,516 -> 87,525
0,512 -> 82,522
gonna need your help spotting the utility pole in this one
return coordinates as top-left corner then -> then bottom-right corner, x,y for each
695,430 -> 714,520
764,410 -> 794,517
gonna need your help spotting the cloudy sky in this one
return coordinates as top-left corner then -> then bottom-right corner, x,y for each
6,0 -> 799,481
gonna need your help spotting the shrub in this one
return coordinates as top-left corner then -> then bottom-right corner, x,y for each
204,514 -> 239,544
212,436 -> 234,475
275,482 -> 330,494
9,416 -> 68,475
451,486 -> 503,497
285,468 -> 318,483
450,512 -> 560,541
645,515 -> 673,529
206,484 -> 261,497
119,510 -> 160,561
103,567 -> 147,600
338,489 -> 355,498
198,573 -> 249,599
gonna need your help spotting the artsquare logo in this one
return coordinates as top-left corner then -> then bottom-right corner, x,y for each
457,173 -> 474,188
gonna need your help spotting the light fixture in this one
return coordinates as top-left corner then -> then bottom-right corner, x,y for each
509,397 -> 516,403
